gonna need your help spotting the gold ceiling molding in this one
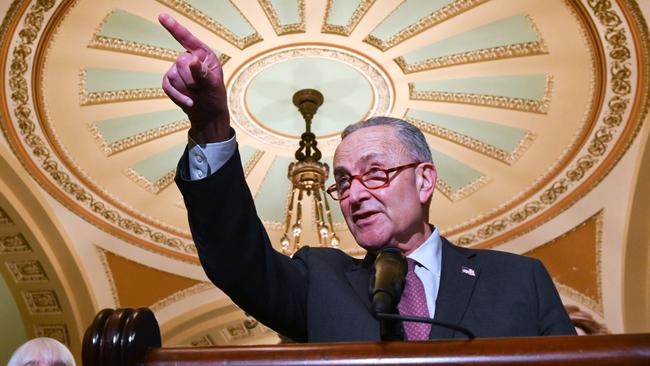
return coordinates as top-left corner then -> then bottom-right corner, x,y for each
228,46 -> 393,149
321,0 -> 374,36
22,290 -> 62,314
364,0 -> 489,51
124,167 -> 175,195
258,0 -> 305,35
409,76 -> 552,114
558,283 -> 603,317
95,248 -> 119,307
6,260 -> 48,282
88,9 -> 179,62
89,32 -> 231,65
218,318 -> 272,344
441,0 -> 600,239
435,174 -> 491,203
89,118 -> 190,156
395,14 -> 548,73
0,228 -> 73,347
155,0 -> 262,50
88,8 -> 230,65
89,35 -> 178,61
0,233 -> 32,253
149,282 -> 213,313
189,334 -> 216,346
79,70 -> 166,106
0,0 -> 197,261
395,41 -> 546,73
404,116 -> 535,166
453,0 -> 649,248
243,150 -> 265,178
186,316 -> 273,346
34,324 -> 70,345
396,40 -> 547,74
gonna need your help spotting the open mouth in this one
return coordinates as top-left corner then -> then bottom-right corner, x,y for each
353,211 -> 380,225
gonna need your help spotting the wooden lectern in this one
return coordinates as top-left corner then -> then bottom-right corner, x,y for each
82,308 -> 650,366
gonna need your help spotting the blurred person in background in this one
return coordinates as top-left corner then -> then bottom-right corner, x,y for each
7,338 -> 75,366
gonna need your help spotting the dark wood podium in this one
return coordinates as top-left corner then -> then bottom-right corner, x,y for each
82,308 -> 650,366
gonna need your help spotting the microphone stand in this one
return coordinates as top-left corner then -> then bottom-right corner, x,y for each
375,312 -> 476,340
377,311 -> 403,341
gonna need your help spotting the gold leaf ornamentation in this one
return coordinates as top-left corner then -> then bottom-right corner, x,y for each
364,0 -> 489,51
5,2 -> 195,255
454,0 -> 636,247
156,0 -> 261,50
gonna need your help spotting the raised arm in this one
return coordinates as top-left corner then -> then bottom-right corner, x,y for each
159,13 -> 230,143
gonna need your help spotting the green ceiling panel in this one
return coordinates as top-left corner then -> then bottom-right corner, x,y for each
326,0 -> 363,26
185,0 -> 256,38
402,14 -> 539,64
246,57 -> 372,137
130,143 -> 186,182
84,69 -> 163,93
99,9 -> 187,52
406,109 -> 528,153
269,0 -> 301,25
95,109 -> 187,144
370,0 -> 454,41
239,145 -> 258,167
413,74 -> 548,100
431,149 -> 484,191
255,155 -> 292,222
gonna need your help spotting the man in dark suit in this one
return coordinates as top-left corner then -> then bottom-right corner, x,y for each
160,14 -> 576,342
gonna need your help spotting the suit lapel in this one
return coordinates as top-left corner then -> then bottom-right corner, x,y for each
344,252 -> 380,340
430,238 -> 480,339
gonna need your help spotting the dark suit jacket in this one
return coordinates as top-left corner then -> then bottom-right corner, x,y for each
176,148 -> 576,342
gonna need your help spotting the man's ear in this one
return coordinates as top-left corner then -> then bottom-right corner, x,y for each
415,163 -> 436,204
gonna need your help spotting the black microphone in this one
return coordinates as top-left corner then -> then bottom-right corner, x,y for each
370,248 -> 476,340
370,248 -> 407,315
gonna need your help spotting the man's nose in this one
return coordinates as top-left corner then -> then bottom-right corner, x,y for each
347,177 -> 371,203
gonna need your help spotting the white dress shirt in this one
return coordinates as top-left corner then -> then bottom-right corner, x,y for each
187,133 -> 236,180
407,228 -> 442,318
187,134 -> 442,317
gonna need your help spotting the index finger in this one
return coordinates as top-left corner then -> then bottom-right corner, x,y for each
159,13 -> 209,52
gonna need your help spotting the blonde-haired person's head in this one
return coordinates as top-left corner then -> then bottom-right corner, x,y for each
7,337 -> 75,366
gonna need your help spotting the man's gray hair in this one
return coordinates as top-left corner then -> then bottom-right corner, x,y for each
341,116 -> 433,163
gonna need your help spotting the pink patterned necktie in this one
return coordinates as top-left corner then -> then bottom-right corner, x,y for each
397,258 -> 431,340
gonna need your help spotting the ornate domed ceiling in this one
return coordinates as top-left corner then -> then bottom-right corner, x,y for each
0,0 -> 649,349
3,0 -> 646,260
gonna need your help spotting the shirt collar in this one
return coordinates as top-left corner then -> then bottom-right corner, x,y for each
407,226 -> 442,275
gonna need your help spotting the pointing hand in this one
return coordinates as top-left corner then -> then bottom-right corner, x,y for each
159,13 -> 230,143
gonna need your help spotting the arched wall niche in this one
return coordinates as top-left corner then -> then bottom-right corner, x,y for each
0,141 -> 96,356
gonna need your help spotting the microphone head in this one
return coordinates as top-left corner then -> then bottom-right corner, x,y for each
370,248 -> 407,315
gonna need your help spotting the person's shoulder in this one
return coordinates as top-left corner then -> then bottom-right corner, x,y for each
293,246 -> 362,268
444,237 -> 537,267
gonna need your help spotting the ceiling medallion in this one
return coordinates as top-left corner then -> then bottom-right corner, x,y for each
228,45 -> 394,148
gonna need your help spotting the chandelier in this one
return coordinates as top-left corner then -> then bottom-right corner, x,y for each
280,89 -> 339,255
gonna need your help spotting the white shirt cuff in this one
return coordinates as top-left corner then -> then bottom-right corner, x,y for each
187,132 -> 236,180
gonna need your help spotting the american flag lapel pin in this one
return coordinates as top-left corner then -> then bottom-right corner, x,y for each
461,266 -> 476,277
